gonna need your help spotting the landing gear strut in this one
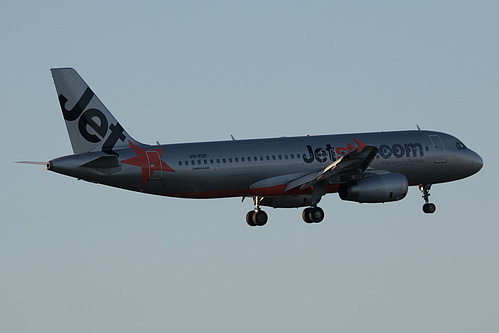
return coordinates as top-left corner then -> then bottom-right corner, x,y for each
302,206 -> 325,223
419,184 -> 436,214
246,196 -> 268,227
301,182 -> 326,224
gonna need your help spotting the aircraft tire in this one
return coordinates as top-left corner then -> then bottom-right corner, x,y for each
246,211 -> 257,226
253,210 -> 268,226
309,207 -> 325,223
302,208 -> 313,223
423,203 -> 436,214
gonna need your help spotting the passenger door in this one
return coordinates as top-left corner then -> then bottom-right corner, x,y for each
428,135 -> 447,163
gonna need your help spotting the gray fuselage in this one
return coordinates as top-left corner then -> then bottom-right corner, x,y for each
49,130 -> 483,200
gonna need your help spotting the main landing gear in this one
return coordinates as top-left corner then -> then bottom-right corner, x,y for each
246,196 -> 325,226
246,196 -> 268,227
419,184 -> 436,214
302,206 -> 325,223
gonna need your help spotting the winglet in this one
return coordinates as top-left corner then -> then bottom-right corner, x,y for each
353,139 -> 367,152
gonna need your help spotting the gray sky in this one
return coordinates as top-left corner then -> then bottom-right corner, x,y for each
1,1 -> 497,332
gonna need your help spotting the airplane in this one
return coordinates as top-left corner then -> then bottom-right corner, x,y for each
25,68 -> 483,226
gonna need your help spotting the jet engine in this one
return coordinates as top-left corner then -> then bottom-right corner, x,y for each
338,173 -> 408,203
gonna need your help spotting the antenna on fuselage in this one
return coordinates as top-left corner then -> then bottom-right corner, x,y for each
416,124 -> 421,131
230,135 -> 236,141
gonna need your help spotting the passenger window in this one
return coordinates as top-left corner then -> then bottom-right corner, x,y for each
210,159 -> 214,164
191,160 -> 195,165
216,159 -> 220,164
272,155 -> 276,160
178,161 -> 182,166
278,155 -> 282,160
266,156 -> 270,161
229,158 -> 232,163
204,160 -> 208,164
285,154 -> 288,159
291,154 -> 295,159
197,160 -> 201,165
241,157 -> 245,162
223,158 -> 227,163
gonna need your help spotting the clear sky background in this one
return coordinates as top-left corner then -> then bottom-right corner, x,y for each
1,1 -> 497,332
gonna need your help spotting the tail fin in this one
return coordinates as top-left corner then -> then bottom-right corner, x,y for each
51,68 -> 140,154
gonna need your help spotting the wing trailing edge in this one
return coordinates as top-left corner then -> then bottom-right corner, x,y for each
285,142 -> 378,191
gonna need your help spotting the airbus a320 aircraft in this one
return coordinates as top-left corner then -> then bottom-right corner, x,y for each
26,68 -> 483,226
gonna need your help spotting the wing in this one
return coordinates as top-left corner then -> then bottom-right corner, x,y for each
285,140 -> 378,191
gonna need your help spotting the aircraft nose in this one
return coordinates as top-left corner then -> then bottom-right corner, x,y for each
469,151 -> 483,175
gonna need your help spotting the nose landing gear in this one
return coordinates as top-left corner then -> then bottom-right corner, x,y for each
419,184 -> 436,214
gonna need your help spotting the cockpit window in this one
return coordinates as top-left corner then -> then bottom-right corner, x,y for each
456,142 -> 467,150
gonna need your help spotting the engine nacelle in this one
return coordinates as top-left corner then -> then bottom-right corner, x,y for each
338,173 -> 408,203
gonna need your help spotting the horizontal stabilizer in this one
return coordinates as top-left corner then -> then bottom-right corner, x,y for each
81,155 -> 120,169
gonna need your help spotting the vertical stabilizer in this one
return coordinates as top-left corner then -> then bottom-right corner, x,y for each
51,68 -> 139,154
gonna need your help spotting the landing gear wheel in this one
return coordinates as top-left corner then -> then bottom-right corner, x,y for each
423,203 -> 436,214
309,207 -> 324,223
245,196 -> 268,226
246,211 -> 256,226
419,184 -> 436,214
253,210 -> 268,226
302,208 -> 313,223
302,207 -> 325,223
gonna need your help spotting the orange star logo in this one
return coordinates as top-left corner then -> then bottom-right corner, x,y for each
122,141 -> 175,186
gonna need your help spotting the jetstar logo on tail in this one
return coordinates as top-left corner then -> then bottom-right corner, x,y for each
122,141 -> 175,186
58,88 -> 125,154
